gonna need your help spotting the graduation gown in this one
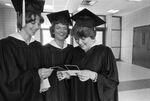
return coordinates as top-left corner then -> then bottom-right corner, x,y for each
66,45 -> 119,101
42,43 -> 73,101
0,36 -> 43,101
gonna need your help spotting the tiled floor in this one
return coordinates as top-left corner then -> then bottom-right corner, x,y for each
119,88 -> 150,101
117,61 -> 150,101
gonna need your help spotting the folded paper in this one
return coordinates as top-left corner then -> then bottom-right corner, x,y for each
40,78 -> 50,93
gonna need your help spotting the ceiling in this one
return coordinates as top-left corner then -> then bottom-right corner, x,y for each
0,0 -> 150,16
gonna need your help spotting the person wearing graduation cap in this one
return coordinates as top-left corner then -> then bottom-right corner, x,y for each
41,10 -> 73,101
64,8 -> 119,101
0,0 -> 53,101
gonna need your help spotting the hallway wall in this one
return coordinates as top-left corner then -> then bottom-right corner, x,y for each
121,6 -> 150,63
0,5 -> 16,39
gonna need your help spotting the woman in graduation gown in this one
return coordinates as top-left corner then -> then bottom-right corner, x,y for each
42,10 -> 73,101
0,0 -> 53,101
65,9 -> 119,101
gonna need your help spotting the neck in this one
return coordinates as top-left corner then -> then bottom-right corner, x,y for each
90,39 -> 96,48
54,39 -> 65,48
84,39 -> 96,52
20,29 -> 32,44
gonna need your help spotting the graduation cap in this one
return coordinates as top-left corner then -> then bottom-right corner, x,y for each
11,0 -> 45,13
11,0 -> 45,30
47,10 -> 72,25
71,8 -> 105,28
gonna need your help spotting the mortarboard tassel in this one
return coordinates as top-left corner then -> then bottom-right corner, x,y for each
22,0 -> 25,27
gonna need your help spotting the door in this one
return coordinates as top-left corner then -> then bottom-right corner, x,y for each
132,25 -> 150,69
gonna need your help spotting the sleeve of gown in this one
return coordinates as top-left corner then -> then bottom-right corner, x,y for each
97,47 -> 119,101
0,43 -> 40,101
0,42 -> 6,101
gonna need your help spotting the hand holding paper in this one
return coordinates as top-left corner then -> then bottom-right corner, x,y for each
77,70 -> 97,82
57,65 -> 81,80
57,71 -> 70,81
38,68 -> 53,80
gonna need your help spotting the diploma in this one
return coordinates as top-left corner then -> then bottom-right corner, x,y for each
64,70 -> 81,76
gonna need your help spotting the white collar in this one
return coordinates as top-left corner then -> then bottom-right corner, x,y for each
91,40 -> 100,48
49,40 -> 68,49
9,33 -> 35,45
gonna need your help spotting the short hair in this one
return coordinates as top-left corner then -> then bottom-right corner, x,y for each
17,12 -> 44,30
50,20 -> 70,38
71,25 -> 96,39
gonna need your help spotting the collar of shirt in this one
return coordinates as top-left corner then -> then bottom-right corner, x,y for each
9,33 -> 35,45
91,40 -> 100,48
49,40 -> 68,49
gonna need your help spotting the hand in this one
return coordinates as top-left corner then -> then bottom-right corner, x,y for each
57,71 -> 70,81
40,87 -> 49,93
77,70 -> 97,82
38,68 -> 53,80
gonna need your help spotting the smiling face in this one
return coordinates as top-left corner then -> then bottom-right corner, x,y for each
72,26 -> 96,51
24,17 -> 41,37
75,37 -> 94,51
53,23 -> 68,41
22,13 -> 44,37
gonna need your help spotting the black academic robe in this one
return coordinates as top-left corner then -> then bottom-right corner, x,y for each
0,37 -> 43,101
66,45 -> 119,101
42,44 -> 73,101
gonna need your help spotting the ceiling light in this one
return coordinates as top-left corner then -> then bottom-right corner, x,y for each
128,0 -> 143,2
4,3 -> 12,7
107,10 -> 119,14
89,0 -> 97,5
81,0 -> 97,6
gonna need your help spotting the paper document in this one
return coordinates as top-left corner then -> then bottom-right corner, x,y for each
64,65 -> 80,70
40,78 -> 50,93
63,65 -> 80,76
64,70 -> 81,76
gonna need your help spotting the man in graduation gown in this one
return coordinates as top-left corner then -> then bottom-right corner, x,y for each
0,0 -> 53,101
65,8 -> 119,101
